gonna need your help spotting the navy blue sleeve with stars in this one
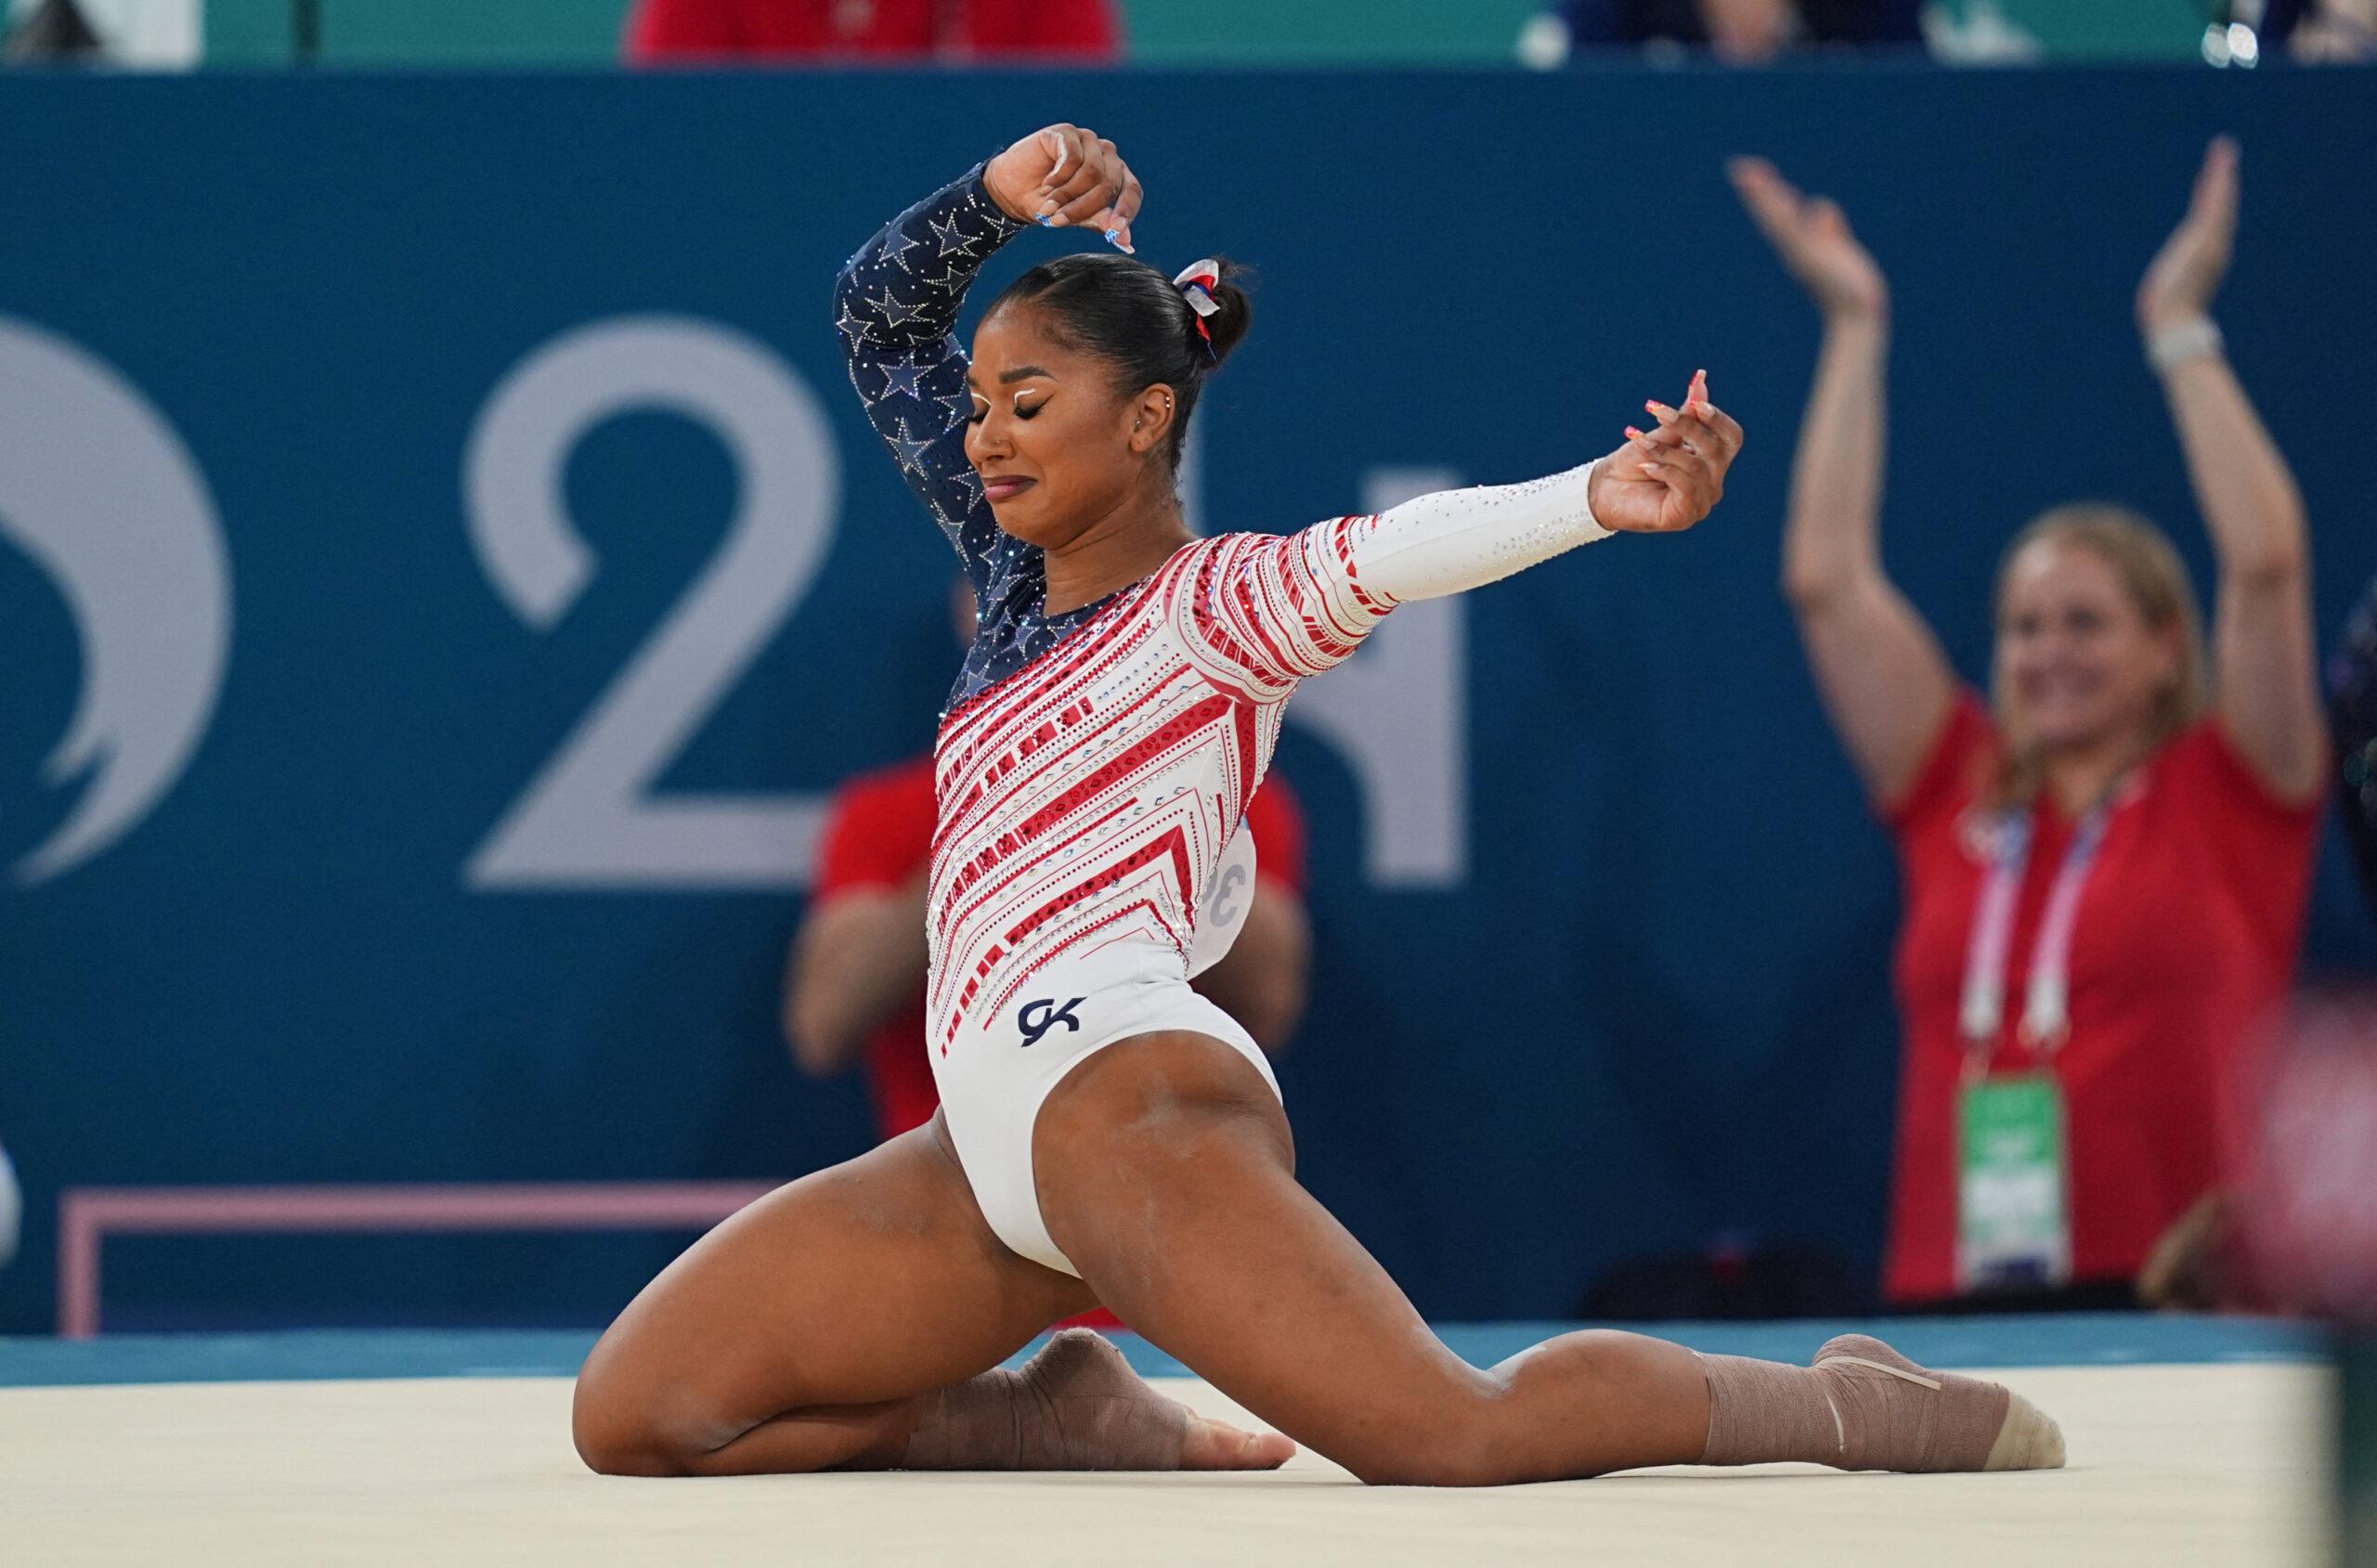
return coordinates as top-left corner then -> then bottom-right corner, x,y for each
834,162 -> 1028,588
837,162 -> 1125,712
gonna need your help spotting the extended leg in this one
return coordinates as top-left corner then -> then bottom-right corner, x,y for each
572,1116 -> 1287,1477
1033,1031 -> 2061,1485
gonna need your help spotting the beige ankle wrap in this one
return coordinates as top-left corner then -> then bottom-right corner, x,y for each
900,1328 -> 1191,1471
1697,1334 -> 2063,1473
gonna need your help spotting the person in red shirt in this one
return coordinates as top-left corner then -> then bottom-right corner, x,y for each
624,0 -> 1121,63
1734,139 -> 2326,1308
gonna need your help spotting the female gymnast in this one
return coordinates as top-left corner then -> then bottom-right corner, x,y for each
571,123 -> 2063,1484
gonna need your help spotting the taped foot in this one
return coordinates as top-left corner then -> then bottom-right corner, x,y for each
1809,1334 -> 2066,1473
902,1328 -> 1294,1471
1698,1334 -> 2064,1473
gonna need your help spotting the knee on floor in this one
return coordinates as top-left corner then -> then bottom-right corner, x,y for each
1338,1398 -> 1531,1488
1344,1442 -> 1511,1489
570,1380 -> 735,1478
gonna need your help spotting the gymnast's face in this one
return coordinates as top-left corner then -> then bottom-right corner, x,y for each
966,303 -> 1173,551
1994,538 -> 2179,756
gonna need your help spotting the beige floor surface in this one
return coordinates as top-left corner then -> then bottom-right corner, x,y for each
0,1363 -> 2332,1567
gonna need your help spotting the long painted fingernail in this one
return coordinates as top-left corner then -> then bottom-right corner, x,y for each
1647,400 -> 1673,418
1625,426 -> 1645,441
1047,214 -> 1069,227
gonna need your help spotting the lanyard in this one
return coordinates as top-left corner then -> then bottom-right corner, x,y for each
1957,800 -> 2113,1061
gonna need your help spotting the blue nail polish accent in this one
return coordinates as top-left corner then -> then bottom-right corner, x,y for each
1035,214 -> 1052,227
1103,228 -> 1120,243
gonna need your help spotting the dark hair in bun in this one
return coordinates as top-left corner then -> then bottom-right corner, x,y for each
988,252 -> 1254,473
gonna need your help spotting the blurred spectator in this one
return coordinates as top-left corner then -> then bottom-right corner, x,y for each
624,0 -> 1121,63
1523,0 -> 1924,64
2257,0 -> 2377,60
5,0 -> 197,66
1734,138 -> 2326,1312
2332,577 -> 2377,912
4,0 -> 99,60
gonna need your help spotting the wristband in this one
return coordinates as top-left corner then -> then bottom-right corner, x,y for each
2147,317 -> 2224,374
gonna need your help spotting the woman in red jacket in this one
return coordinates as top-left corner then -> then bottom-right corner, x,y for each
1733,138 -> 2326,1308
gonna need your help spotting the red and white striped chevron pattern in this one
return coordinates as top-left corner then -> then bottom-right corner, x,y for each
927,519 -> 1389,1056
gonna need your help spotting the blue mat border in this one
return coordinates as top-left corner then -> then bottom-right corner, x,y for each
0,1314 -> 2328,1389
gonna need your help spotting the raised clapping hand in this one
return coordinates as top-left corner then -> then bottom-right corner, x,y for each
1725,157 -> 1890,324
2137,136 -> 2239,338
1589,370 -> 1745,534
984,123 -> 1144,253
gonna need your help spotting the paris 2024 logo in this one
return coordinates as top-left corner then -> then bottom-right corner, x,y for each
0,318 -> 230,886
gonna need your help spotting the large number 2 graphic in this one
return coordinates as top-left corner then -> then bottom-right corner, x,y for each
463,317 -> 839,889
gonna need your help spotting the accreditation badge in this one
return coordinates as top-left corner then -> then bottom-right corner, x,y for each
1955,1073 -> 2072,1292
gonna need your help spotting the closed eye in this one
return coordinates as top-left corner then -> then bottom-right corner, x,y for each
964,394 -> 1045,424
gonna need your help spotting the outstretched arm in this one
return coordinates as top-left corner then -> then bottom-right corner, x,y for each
1186,374 -> 1742,692
1323,372 -> 1737,612
2137,137 -> 2323,803
1730,157 -> 1955,810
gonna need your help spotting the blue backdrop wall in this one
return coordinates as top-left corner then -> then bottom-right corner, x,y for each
2,64 -> 2373,1333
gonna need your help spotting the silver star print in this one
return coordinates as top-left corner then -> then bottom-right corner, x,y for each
936,385 -> 975,431
835,297 -> 876,346
891,417 -> 935,474
948,467 -> 985,510
919,263 -> 968,294
879,359 -> 928,401
986,562 -> 1028,605
928,213 -> 975,257
863,286 -> 921,329
877,227 -> 922,272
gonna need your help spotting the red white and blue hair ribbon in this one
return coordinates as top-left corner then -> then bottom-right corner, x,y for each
1172,258 -> 1222,355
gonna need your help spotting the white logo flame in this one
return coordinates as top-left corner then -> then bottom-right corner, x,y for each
0,318 -> 231,886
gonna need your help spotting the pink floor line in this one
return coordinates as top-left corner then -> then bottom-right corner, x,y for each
56,1182 -> 777,1340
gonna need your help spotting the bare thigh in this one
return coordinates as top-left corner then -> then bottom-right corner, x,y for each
1033,1033 -> 1707,1484
575,1114 -> 1095,1473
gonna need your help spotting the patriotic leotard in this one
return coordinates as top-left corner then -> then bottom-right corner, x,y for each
837,163 -> 1615,1272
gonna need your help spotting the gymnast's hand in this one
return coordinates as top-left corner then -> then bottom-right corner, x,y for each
985,123 -> 1143,253
1589,370 -> 1743,534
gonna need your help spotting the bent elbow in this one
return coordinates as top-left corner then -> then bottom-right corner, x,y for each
1781,567 -> 1844,616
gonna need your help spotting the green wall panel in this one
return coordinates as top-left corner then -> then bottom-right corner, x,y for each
199,0 -> 2211,68
203,0 -> 299,63
321,0 -> 629,63
1125,0 -> 1543,62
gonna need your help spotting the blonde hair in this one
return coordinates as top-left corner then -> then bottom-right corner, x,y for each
1986,503 -> 2209,810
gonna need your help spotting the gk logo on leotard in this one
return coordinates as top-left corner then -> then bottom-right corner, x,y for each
1018,997 -> 1086,1047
